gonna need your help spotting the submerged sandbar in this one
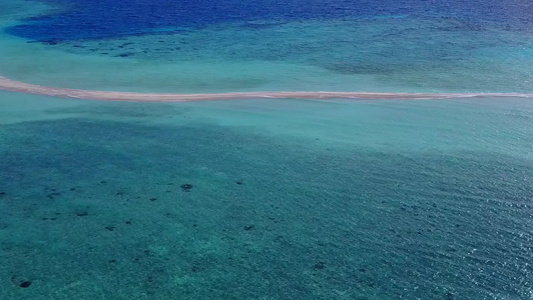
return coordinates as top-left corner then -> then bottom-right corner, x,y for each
1,75 -> 532,102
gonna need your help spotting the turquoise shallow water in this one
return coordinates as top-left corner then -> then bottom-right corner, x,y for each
1,92 -> 533,299
1,0 -> 533,299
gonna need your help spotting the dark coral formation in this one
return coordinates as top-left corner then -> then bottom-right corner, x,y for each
180,184 -> 193,192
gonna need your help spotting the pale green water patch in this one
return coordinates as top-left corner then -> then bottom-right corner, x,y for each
0,0 -> 58,25
2,92 -> 532,159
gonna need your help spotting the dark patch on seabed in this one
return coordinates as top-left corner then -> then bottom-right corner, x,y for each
0,117 -> 532,299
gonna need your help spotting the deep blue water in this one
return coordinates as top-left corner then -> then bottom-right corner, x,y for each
7,0 -> 533,41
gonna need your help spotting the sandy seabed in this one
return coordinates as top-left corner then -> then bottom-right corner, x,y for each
1,75 -> 533,102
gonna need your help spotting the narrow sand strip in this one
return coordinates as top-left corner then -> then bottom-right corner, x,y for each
1,75 -> 532,102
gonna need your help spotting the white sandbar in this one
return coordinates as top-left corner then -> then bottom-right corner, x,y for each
1,75 -> 532,102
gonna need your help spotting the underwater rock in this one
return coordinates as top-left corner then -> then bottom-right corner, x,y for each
314,262 -> 325,270
76,211 -> 88,217
149,197 -> 157,201
236,181 -> 243,185
117,53 -> 134,57
445,291 -> 455,299
244,225 -> 254,231
19,281 -> 31,288
181,184 -> 193,192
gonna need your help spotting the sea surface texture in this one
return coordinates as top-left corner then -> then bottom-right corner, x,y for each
1,0 -> 533,299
